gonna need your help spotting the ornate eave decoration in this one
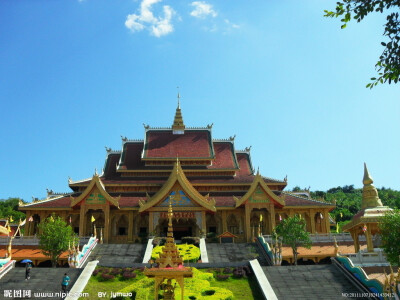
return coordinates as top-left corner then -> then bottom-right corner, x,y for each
70,174 -> 120,208
139,160 -> 216,212
235,171 -> 286,208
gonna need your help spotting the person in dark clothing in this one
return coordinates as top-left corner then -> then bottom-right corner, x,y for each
25,263 -> 31,280
61,273 -> 70,292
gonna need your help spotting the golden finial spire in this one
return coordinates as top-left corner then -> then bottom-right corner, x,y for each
172,91 -> 185,133
361,163 -> 383,209
363,162 -> 373,185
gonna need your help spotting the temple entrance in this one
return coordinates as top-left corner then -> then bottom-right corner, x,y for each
158,218 -> 197,239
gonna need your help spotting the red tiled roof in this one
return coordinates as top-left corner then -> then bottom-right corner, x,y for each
119,142 -> 145,169
143,130 -> 213,159
236,153 -> 252,175
213,196 -> 236,207
104,153 -> 121,178
282,193 -> 333,207
119,197 -> 143,207
21,196 -> 72,209
207,142 -> 238,169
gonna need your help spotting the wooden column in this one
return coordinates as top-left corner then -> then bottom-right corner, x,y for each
245,204 -> 251,242
79,205 -> 85,237
128,211 -> 134,243
104,205 -> 110,243
324,210 -> 330,233
310,210 -> 316,234
365,224 -> 374,252
222,210 -> 227,233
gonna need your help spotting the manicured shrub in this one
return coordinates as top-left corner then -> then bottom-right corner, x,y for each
111,268 -> 123,275
92,269 -> 100,276
122,272 -> 137,280
99,273 -> 115,281
242,266 -> 252,275
223,267 -> 233,274
232,267 -> 245,278
216,274 -> 230,281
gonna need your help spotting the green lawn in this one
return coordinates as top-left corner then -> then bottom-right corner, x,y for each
80,266 -> 263,300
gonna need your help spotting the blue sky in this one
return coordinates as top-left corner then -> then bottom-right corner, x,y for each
0,0 -> 399,202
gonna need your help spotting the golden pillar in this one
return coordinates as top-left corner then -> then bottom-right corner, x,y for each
201,211 -> 206,235
149,212 -> 154,235
245,204 -> 251,242
104,205 -> 110,243
324,210 -> 330,233
221,211 -> 227,233
128,211 -> 134,243
24,211 -> 31,235
351,231 -> 360,252
310,210 -> 316,234
365,224 -> 374,252
270,205 -> 276,233
79,205 -> 86,237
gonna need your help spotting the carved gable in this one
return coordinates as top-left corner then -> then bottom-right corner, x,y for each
157,190 -> 200,207
249,186 -> 270,204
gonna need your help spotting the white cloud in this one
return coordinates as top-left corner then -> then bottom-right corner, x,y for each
190,1 -> 217,19
224,19 -> 240,29
125,0 -> 175,37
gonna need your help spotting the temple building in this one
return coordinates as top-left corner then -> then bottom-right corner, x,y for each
19,98 -> 335,243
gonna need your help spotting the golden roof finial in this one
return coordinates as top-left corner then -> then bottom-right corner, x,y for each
172,90 -> 185,133
363,162 -> 373,185
177,89 -> 181,109
361,163 -> 383,209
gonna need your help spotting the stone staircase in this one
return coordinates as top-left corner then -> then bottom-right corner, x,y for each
0,267 -> 81,300
88,244 -> 146,267
206,243 -> 265,264
262,264 -> 366,300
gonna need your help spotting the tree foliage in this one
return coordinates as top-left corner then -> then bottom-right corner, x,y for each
38,215 -> 77,267
0,198 -> 26,222
379,209 -> 400,266
325,0 -> 400,87
274,215 -> 312,265
311,185 -> 400,231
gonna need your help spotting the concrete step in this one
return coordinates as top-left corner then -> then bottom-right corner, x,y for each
0,267 -> 81,300
262,264 -> 365,300
88,243 -> 146,267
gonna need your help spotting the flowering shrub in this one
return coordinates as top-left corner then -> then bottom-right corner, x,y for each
117,268 -> 233,300
151,244 -> 200,262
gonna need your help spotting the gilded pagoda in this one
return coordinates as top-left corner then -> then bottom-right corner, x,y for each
19,97 -> 334,243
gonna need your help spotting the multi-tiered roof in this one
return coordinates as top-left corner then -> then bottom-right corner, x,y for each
20,98 -> 334,211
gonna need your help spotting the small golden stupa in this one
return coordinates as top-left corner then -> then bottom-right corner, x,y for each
144,195 -> 193,300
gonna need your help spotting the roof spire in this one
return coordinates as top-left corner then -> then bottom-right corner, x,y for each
361,163 -> 383,209
172,90 -> 185,134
